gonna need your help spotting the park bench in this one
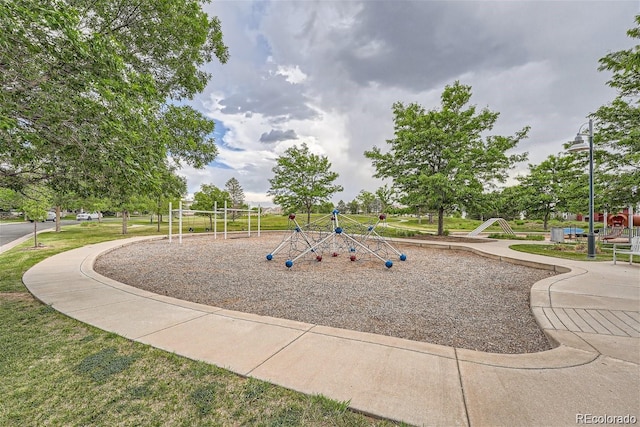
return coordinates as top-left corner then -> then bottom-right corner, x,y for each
613,236 -> 640,265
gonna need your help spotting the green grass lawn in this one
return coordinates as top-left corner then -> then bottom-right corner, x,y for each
509,242 -> 637,263
1,222 -> 401,426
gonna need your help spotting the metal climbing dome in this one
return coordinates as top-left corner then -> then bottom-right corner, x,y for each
266,210 -> 407,269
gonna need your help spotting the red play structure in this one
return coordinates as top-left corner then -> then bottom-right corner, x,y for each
577,208 -> 640,227
607,213 -> 640,227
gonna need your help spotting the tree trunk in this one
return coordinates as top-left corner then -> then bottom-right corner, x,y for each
543,212 -> 549,231
438,206 -> 445,235
156,198 -> 162,232
122,209 -> 128,234
55,206 -> 61,232
33,220 -> 38,247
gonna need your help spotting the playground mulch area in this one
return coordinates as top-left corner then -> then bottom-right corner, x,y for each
94,234 -> 558,354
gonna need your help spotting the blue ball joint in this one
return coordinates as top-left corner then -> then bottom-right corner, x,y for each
266,254 -> 273,261
285,260 -> 293,268
385,260 -> 393,268
400,254 -> 407,261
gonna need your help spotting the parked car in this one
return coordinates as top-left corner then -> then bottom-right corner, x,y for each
28,211 -> 56,222
76,212 -> 101,221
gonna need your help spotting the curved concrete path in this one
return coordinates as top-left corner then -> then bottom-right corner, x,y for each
22,236 -> 639,426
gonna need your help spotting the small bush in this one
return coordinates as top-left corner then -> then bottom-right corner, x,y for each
552,243 -> 603,254
394,229 -> 415,237
526,234 -> 545,241
488,233 -> 545,241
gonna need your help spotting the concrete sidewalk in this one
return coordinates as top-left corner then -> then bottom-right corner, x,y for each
21,236 -> 639,426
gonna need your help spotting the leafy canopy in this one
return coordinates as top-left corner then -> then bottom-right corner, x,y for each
225,177 -> 245,208
365,81 -> 528,234
0,0 -> 228,200
517,155 -> 585,230
268,143 -> 343,223
592,14 -> 640,207
191,184 -> 231,212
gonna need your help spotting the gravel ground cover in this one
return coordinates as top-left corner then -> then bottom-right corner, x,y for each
94,234 -> 558,354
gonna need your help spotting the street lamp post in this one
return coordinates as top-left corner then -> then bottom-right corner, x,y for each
568,119 -> 596,259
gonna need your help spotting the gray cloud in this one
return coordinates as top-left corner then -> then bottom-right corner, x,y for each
217,75 -> 318,121
259,129 -> 298,143
333,2 -> 527,90
193,0 -> 638,205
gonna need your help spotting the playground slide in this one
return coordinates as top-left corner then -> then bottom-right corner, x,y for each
601,226 -> 624,241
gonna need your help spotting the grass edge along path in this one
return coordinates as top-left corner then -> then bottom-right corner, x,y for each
509,242 -> 637,263
0,223 -> 401,426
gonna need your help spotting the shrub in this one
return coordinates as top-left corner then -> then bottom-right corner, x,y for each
525,234 -> 545,241
395,229 -> 415,237
488,233 -> 545,241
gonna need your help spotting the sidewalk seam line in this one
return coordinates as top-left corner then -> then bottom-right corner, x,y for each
563,330 -> 599,354
595,309 -> 628,336
552,307 -> 570,330
245,325 -> 315,376
308,330 -> 457,360
456,352 -> 599,370
569,308 -> 597,334
623,310 -> 640,326
133,312 -> 211,340
587,309 -> 616,335
454,348 -> 471,427
539,306 -> 554,330
211,311 -> 313,332
581,309 -> 614,335
611,310 -> 640,332
62,296 -> 140,313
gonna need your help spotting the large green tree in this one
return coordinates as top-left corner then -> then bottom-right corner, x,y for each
365,81 -> 529,235
225,177 -> 245,221
375,184 -> 394,214
356,190 -> 377,214
592,14 -> 640,208
0,0 -> 228,202
464,186 -> 526,222
347,199 -> 360,215
518,155 -> 585,230
191,184 -> 231,231
268,143 -> 343,224
146,167 -> 187,232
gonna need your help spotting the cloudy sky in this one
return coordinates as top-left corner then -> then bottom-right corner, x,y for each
180,0 -> 639,207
